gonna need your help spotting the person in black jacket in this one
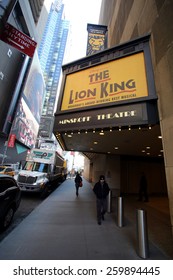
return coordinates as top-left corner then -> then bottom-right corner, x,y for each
93,175 -> 110,225
74,172 -> 82,196
138,172 -> 148,202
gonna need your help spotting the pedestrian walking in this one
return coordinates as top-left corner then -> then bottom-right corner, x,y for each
93,175 -> 110,225
74,172 -> 82,196
138,172 -> 148,202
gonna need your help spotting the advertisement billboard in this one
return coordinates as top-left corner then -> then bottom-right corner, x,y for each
60,52 -> 148,112
11,52 -> 45,148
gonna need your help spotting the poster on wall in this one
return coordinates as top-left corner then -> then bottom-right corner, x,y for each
11,52 -> 45,148
38,116 -> 54,138
86,24 -> 107,56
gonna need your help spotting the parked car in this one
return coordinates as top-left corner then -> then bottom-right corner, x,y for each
0,166 -> 15,176
0,175 -> 21,231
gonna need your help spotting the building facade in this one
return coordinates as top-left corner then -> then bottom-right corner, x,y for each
0,0 -> 48,163
98,0 -> 173,233
38,0 -> 69,138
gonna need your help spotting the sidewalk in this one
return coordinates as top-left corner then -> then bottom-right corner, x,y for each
0,178 -> 172,260
123,194 -> 173,259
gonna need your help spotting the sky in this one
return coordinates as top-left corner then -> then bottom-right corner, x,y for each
63,0 -> 102,62
44,0 -> 102,63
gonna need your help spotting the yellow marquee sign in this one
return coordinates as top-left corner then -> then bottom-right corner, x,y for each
60,52 -> 148,111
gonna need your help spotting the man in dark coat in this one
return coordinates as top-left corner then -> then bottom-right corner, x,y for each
93,175 -> 110,225
74,172 -> 82,196
138,173 -> 148,202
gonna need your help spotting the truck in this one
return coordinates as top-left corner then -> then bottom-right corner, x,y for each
15,148 -> 67,197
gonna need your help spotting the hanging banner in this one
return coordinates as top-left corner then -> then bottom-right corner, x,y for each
86,23 -> 107,56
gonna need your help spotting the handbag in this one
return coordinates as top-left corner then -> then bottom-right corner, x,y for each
79,181 -> 83,187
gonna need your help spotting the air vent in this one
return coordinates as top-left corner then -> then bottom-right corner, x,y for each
91,58 -> 101,64
80,62 -> 89,68
122,46 -> 135,54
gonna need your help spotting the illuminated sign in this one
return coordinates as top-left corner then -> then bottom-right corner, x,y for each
60,52 -> 148,111
54,103 -> 157,132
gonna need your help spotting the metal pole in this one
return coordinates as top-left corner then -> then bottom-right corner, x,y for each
136,209 -> 149,259
107,190 -> 112,213
1,141 -> 8,164
117,196 -> 123,227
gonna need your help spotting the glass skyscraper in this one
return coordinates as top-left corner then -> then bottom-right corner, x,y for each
38,0 -> 69,138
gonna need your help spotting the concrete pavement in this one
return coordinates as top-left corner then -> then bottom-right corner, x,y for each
0,178 -> 172,260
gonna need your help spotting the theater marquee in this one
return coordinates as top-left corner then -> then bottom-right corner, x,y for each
54,103 -> 159,133
60,52 -> 149,111
54,35 -> 158,144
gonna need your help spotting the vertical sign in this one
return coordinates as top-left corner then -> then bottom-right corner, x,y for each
8,134 -> 16,148
86,23 -> 107,56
